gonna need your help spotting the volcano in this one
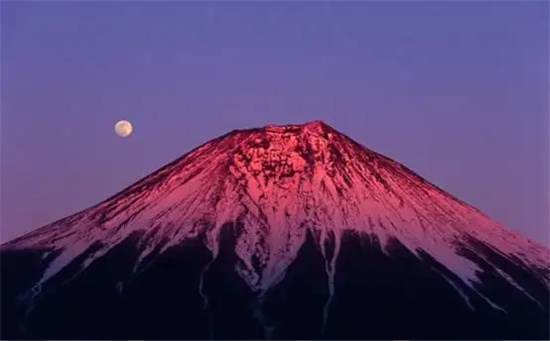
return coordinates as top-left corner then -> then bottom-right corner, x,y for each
2,120 -> 549,340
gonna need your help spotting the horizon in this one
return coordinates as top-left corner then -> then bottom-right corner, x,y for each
2,1 -> 549,246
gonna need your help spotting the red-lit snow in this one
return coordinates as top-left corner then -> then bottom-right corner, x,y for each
3,121 -> 549,312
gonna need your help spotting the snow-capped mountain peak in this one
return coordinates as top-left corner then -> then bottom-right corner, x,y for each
2,121 -> 549,303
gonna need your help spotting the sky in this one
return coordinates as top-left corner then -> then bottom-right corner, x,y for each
1,1 -> 548,246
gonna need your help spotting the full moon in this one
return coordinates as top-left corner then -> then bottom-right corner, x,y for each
114,120 -> 133,137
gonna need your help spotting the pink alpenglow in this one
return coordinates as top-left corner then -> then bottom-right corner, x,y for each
2,121 -> 549,340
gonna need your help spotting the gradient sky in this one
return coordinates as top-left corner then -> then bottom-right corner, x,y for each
1,1 -> 548,245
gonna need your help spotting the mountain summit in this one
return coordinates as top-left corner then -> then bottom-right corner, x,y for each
2,121 -> 549,340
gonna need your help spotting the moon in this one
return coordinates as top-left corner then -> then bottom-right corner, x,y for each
114,120 -> 133,137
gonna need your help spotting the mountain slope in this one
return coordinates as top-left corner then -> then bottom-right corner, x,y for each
2,120 -> 549,340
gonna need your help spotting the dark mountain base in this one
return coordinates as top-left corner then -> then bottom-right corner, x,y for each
2,227 -> 548,340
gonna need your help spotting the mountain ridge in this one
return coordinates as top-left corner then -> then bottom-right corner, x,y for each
2,120 -> 549,339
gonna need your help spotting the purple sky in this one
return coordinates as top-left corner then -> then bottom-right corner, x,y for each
1,1 -> 548,245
